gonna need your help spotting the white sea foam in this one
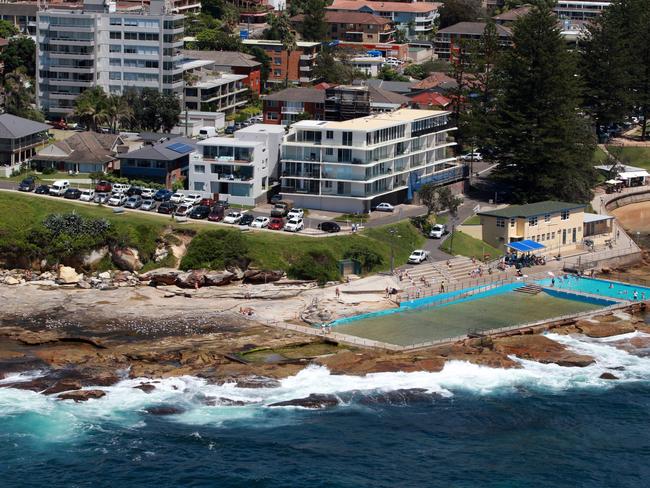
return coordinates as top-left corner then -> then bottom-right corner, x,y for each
1,332 -> 650,431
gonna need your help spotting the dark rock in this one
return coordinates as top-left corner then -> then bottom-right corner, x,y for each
600,372 -> 619,380
202,396 -> 251,407
226,266 -> 245,281
1,377 -> 55,392
145,405 -> 186,416
243,269 -> 284,285
175,270 -> 206,289
43,379 -> 83,395
234,376 -> 281,389
268,393 -> 339,409
203,271 -> 234,287
58,389 -> 106,402
139,268 -> 181,286
133,383 -> 156,393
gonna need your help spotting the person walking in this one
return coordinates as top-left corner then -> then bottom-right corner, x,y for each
335,287 -> 340,299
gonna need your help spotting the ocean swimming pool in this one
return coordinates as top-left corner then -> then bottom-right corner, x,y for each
536,276 -> 650,301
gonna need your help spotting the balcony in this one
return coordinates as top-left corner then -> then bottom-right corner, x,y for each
282,170 -> 321,179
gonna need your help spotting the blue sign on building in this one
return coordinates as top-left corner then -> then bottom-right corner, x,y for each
240,29 -> 249,40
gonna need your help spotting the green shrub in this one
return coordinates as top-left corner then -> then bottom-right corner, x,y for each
344,241 -> 384,272
180,229 -> 250,270
41,167 -> 56,175
289,248 -> 340,285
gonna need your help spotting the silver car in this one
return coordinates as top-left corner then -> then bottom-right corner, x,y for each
141,199 -> 157,211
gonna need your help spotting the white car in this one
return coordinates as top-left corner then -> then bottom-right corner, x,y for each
170,192 -> 185,204
94,192 -> 110,204
375,202 -> 394,212
250,216 -> 270,228
287,208 -> 304,220
284,218 -> 304,232
108,193 -> 127,206
174,203 -> 193,217
408,249 -> 429,264
140,188 -> 155,198
429,224 -> 447,239
223,211 -> 243,224
460,152 -> 483,161
111,183 -> 130,194
384,57 -> 403,67
79,189 -> 95,202
184,193 -> 202,205
141,199 -> 157,211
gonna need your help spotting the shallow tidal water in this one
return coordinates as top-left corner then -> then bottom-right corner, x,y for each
1,332 -> 650,487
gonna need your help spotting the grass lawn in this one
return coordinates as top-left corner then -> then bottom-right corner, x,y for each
606,146 -> 650,170
594,146 -> 609,164
440,230 -> 501,261
462,215 -> 481,225
1,171 -> 93,183
334,213 -> 370,222
246,220 -> 425,272
434,214 -> 448,225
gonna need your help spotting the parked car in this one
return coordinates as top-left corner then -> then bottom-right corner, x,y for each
317,221 -> 341,233
287,208 -> 304,220
284,218 -> 304,232
374,202 -> 394,212
126,186 -> 143,197
251,216 -> 270,228
35,184 -> 50,194
108,193 -> 127,206
460,152 -> 483,161
184,193 -> 202,205
79,189 -> 95,202
124,195 -> 143,209
408,249 -> 429,264
141,199 -> 157,211
224,125 -> 235,135
174,203 -> 193,217
270,194 -> 282,204
271,200 -> 293,217
239,213 -> 255,226
17,177 -> 36,192
170,192 -> 185,204
199,198 -> 215,207
189,205 -> 211,219
223,211 -> 243,224
94,192 -> 110,204
429,224 -> 448,239
140,188 -> 155,198
63,188 -> 82,200
268,217 -> 284,230
49,180 -> 70,196
217,199 -> 230,209
208,205 -> 226,222
154,189 -> 174,201
111,183 -> 130,194
157,201 -> 176,214
95,180 -> 112,193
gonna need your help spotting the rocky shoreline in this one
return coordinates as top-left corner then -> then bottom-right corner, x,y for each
1,275 -> 648,406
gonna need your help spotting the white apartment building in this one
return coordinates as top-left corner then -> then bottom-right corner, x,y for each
554,1 -> 610,21
189,124 -> 286,206
280,109 -> 463,213
36,0 -> 184,118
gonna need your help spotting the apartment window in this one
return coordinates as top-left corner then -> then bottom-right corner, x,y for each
110,18 -> 122,26
274,57 -> 281,65
546,233 -> 550,240
109,58 -> 121,66
561,210 -> 570,220
109,45 -> 121,53
528,216 -> 538,226
110,31 -> 121,39
324,181 -> 333,189
325,147 -> 333,155
267,112 -> 278,120
510,218 -> 515,228
496,218 -> 505,228
326,130 -> 333,139
109,72 -> 121,80
544,213 -> 550,222
342,131 -> 352,146
124,32 -> 138,40
194,164 -> 205,173
273,69 -> 281,76
266,100 -> 278,107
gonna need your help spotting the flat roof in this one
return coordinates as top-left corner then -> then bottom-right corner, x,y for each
193,73 -> 247,89
243,39 -> 321,48
198,137 -> 262,148
236,123 -> 286,134
293,108 -> 449,131
478,201 -> 586,219
584,213 -> 614,223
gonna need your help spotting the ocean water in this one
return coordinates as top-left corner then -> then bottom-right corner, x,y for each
2,332 -> 650,487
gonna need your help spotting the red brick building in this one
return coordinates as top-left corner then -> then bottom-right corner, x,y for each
263,88 -> 325,125
181,50 -> 262,95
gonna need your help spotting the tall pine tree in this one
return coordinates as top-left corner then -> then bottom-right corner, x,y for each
492,6 -> 596,203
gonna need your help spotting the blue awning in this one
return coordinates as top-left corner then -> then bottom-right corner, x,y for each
506,239 -> 546,252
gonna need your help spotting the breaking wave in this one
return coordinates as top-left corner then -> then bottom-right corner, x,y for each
2,332 -> 650,437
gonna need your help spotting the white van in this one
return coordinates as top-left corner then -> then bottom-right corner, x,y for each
198,126 -> 217,140
111,183 -> 130,194
49,180 -> 70,196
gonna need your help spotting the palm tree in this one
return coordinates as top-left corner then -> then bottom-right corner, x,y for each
271,13 -> 297,88
73,87 -> 107,131
104,94 -> 133,134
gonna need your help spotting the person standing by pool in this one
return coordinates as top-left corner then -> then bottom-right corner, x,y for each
634,290 -> 639,300
551,277 -> 555,287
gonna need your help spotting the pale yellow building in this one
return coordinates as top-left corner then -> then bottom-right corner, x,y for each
478,201 -> 614,255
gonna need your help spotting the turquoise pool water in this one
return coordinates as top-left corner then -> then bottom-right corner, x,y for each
536,276 -> 650,301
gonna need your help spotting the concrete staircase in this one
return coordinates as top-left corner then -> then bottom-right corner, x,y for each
514,283 -> 543,295
401,257 -> 484,288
